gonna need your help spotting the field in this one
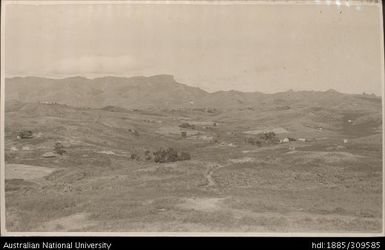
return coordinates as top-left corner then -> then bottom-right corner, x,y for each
4,95 -> 383,233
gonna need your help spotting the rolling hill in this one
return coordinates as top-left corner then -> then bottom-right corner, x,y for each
4,75 -> 383,233
5,75 -> 381,111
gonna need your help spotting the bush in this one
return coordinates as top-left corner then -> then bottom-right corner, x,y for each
258,132 -> 276,141
153,148 -> 191,163
153,149 -> 165,163
179,123 -> 196,129
246,137 -> 262,146
18,130 -> 33,139
130,153 -> 140,161
144,150 -> 152,161
257,132 -> 279,143
246,132 -> 280,146
54,142 -> 66,155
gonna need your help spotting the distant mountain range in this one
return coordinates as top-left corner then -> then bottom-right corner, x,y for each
5,75 -> 381,110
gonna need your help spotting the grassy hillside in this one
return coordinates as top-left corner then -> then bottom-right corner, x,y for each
4,87 -> 382,232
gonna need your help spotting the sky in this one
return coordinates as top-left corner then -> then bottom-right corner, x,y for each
3,1 -> 384,95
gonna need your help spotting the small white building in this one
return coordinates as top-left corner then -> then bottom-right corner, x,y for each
343,139 -> 348,144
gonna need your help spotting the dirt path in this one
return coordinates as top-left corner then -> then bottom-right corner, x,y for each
203,163 -> 225,187
205,169 -> 216,187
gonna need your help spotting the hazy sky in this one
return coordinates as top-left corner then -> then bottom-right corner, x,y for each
3,1 -> 383,95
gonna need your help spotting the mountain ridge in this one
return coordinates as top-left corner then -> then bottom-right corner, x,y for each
6,75 -> 349,95
5,75 -> 381,110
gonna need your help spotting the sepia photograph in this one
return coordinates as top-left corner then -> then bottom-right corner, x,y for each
1,0 -> 384,236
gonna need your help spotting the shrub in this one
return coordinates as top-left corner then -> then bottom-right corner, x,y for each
246,137 -> 262,146
258,132 -> 276,141
153,149 -> 165,163
179,123 -> 196,129
246,132 -> 279,146
258,132 -> 279,143
153,148 -> 191,163
18,130 -> 33,139
54,142 -> 66,155
144,150 -> 152,161
130,153 -> 140,161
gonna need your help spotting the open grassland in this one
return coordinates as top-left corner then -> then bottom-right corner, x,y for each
4,101 -> 382,233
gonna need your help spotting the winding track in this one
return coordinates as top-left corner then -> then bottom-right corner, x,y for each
203,163 -> 226,187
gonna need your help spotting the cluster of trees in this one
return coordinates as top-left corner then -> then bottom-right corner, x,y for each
258,132 -> 278,142
245,132 -> 279,146
130,153 -> 140,161
153,147 -> 191,163
245,137 -> 262,146
179,123 -> 196,129
128,148 -> 191,163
